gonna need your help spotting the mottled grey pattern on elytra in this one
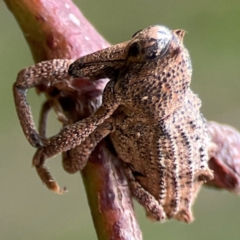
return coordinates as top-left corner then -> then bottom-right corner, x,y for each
13,25 -> 213,223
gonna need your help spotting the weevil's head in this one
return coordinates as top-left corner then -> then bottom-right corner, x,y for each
68,25 -> 189,80
126,25 -> 186,63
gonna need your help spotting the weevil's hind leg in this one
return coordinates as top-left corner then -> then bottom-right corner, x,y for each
33,120 -> 113,193
62,120 -> 113,174
13,59 -> 74,147
124,166 -> 166,222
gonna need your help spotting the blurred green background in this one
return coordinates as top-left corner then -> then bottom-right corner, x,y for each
1,0 -> 240,239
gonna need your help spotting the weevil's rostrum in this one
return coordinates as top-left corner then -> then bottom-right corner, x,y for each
13,25 -> 214,223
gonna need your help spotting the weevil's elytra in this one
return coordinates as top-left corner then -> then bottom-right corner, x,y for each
13,25 -> 213,223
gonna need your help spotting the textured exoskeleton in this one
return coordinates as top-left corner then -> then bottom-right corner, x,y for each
13,25 -> 213,222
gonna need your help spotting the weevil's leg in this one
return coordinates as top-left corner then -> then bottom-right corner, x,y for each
62,120 -> 113,174
124,166 -> 166,221
33,104 -> 118,165
32,81 -> 120,192
38,100 -> 52,138
34,119 -> 113,193
33,79 -> 120,162
38,100 -> 66,192
38,99 -> 69,137
13,59 -> 74,147
33,148 -> 66,194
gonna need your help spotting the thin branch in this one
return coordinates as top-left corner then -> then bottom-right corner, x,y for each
4,0 -> 142,239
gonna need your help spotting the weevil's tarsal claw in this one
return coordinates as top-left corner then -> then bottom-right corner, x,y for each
33,148 -> 66,194
35,164 -> 67,194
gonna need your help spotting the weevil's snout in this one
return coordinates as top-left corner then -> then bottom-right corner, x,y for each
68,42 -> 128,79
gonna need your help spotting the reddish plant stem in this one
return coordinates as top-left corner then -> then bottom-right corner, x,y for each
4,0 -> 142,239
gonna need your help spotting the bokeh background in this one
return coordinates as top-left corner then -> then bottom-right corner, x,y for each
1,0 -> 240,239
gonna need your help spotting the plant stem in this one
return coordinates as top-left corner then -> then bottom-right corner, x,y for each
4,0 -> 142,239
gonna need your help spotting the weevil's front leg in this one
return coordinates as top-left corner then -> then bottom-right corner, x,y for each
39,98 -> 113,175
33,81 -> 120,192
34,79 -> 120,159
34,119 -> 114,193
62,119 -> 113,174
37,104 -> 113,192
38,98 -> 101,175
38,100 -> 52,138
124,166 -> 166,221
13,59 -> 74,147
38,99 -> 69,137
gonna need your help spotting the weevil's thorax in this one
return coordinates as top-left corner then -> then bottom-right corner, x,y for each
115,28 -> 193,120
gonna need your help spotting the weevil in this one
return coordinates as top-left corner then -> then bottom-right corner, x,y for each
13,25 -> 213,222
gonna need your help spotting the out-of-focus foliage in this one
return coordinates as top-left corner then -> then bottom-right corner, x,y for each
1,0 -> 240,239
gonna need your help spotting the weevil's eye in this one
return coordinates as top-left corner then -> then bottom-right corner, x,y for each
127,26 -> 175,63
128,26 -> 173,63
128,42 -> 140,57
144,38 -> 170,60
143,29 -> 172,60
